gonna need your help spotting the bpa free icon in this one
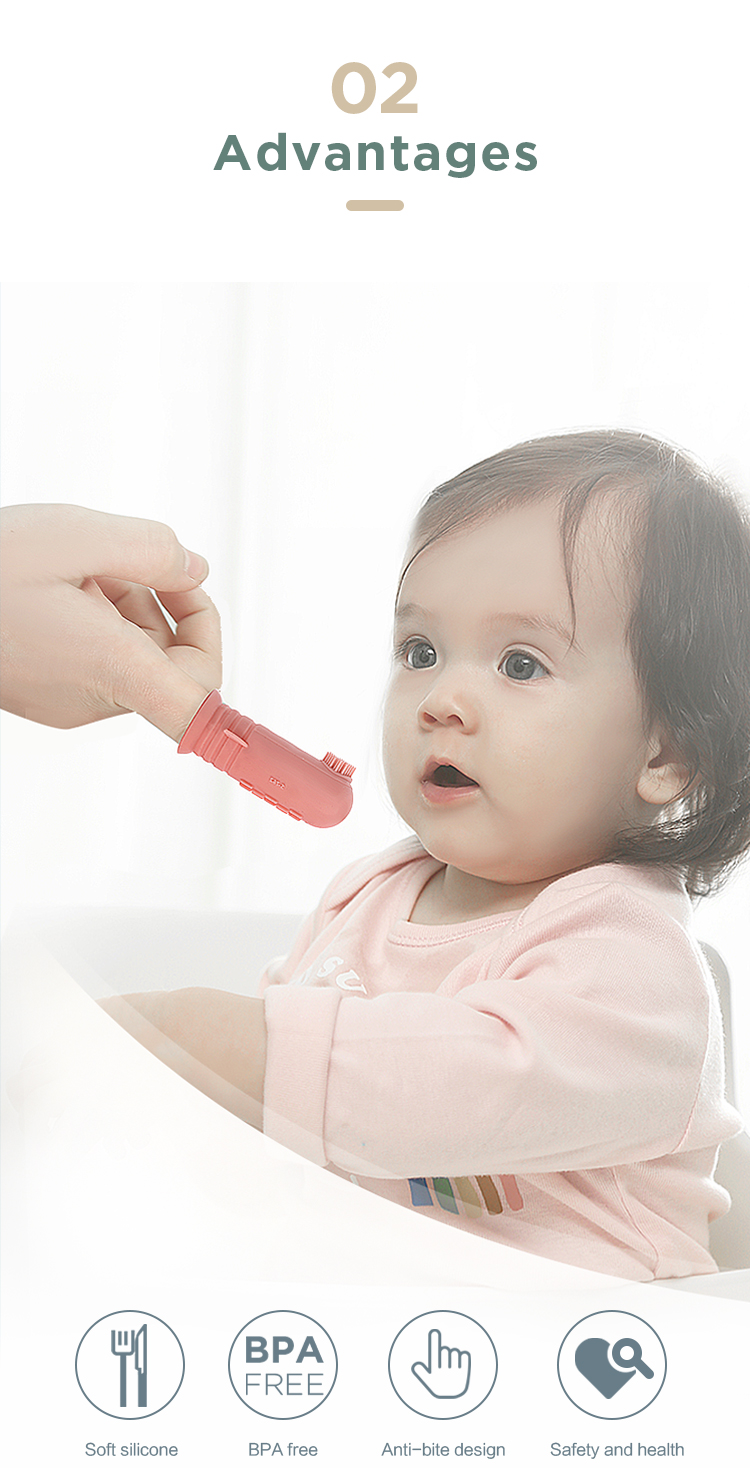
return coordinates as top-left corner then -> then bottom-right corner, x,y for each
228,1311 -> 338,1420
557,1312 -> 667,1419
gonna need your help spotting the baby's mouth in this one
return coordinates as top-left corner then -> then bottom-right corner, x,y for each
424,762 -> 479,789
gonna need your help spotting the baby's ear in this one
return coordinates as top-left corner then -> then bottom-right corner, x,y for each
637,730 -> 695,806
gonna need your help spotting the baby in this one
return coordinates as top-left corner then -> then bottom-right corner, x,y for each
105,429 -> 750,1281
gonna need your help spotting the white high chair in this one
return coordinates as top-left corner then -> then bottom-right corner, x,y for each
698,944 -> 750,1273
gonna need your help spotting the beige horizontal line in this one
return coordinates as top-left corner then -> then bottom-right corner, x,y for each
346,199 -> 404,212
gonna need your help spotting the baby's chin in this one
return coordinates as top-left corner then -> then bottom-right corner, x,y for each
391,793 -> 608,890
415,839 -> 550,891
415,832 -> 593,895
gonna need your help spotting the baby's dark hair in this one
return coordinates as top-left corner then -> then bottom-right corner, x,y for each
404,429 -> 750,898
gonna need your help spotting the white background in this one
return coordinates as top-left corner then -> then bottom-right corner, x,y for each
1,6 -> 748,1464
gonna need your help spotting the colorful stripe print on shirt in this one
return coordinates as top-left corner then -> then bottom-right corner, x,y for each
406,1175 -> 524,1217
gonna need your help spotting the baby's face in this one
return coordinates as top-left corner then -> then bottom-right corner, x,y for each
383,498 -> 660,899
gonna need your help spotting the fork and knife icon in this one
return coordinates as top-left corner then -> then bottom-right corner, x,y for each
111,1325 -> 148,1408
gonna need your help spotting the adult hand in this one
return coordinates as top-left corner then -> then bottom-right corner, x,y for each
0,504 -> 222,740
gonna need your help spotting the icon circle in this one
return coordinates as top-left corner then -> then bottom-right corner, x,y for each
388,1310 -> 498,1420
228,1310 -> 337,1420
75,1310 -> 185,1419
557,1310 -> 667,1419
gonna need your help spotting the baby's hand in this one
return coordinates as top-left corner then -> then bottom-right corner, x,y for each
99,988 -> 267,1128
1,504 -> 221,740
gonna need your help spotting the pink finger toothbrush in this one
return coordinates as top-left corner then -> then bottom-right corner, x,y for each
178,690 -> 354,828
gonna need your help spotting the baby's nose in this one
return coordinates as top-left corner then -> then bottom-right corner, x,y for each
417,670 -> 479,730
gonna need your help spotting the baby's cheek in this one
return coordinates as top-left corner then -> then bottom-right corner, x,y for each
381,709 -> 406,790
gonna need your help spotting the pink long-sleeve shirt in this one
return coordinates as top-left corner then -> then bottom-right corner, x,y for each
260,838 -> 741,1280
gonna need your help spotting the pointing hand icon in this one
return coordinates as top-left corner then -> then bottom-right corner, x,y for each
411,1329 -> 472,1399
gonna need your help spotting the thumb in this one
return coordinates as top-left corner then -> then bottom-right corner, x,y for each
50,505 -> 209,589
411,1362 -> 430,1387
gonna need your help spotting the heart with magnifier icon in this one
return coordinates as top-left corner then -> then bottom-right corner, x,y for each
574,1337 -> 654,1399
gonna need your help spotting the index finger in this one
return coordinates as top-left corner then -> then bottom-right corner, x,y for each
21,505 -> 209,589
155,587 -> 222,662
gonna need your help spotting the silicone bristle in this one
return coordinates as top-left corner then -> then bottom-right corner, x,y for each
323,751 -> 356,780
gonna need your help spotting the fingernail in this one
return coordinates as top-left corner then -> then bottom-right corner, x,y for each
184,548 -> 208,581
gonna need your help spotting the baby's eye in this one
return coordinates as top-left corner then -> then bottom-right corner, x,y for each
400,639 -> 437,670
500,650 -> 548,681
